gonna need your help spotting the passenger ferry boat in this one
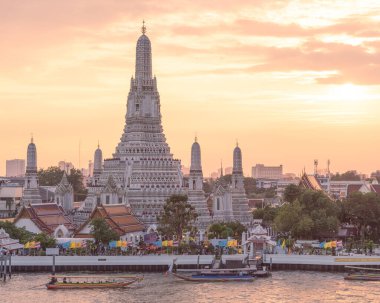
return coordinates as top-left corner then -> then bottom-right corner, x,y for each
46,275 -> 143,289
345,266 -> 380,281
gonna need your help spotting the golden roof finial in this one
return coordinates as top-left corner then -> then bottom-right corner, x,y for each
142,20 -> 146,35
31,133 -> 34,144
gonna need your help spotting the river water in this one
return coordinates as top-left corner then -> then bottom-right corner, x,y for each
1,271 -> 378,303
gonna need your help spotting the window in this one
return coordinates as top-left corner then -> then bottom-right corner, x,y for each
106,195 -> 110,204
118,197 -> 122,204
216,198 -> 220,211
135,103 -> 140,111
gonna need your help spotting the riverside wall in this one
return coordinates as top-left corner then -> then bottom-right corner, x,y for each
7,254 -> 380,273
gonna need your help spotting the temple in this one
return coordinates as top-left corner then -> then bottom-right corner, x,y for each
85,23 -> 184,229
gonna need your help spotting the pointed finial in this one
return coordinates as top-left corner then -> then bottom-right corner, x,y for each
97,140 -> 100,149
236,139 -> 239,147
142,20 -> 146,35
195,132 -> 198,142
31,133 -> 34,143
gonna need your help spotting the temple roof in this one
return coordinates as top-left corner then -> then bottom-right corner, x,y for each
14,203 -> 75,235
75,204 -> 145,238
55,172 -> 73,195
300,173 -> 322,191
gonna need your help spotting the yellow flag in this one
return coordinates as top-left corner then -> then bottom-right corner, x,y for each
281,240 -> 286,249
24,242 -> 30,249
70,241 -> 76,249
116,240 -> 122,247
162,240 -> 168,247
29,241 -> 36,249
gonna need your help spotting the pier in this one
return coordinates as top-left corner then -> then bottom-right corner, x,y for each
0,255 -> 12,281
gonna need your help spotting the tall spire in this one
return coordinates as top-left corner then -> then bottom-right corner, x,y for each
142,20 -> 146,35
190,137 -> 202,172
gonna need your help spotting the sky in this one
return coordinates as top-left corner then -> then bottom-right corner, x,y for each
1,0 -> 380,177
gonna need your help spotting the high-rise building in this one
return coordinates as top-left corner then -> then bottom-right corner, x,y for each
58,161 -> 74,174
6,159 -> 25,177
252,164 -> 283,180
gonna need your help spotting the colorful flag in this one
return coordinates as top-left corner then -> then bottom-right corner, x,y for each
62,241 -> 71,249
121,240 -> 127,247
75,242 -> 81,248
331,241 -> 337,248
24,242 -> 30,249
153,240 -> 162,247
70,241 -> 76,249
162,240 -> 168,247
337,241 -> 343,248
35,242 -> 41,249
281,240 -> 286,249
167,240 -> 173,247
319,241 -> 325,249
116,240 -> 122,247
29,241 -> 36,249
109,241 -> 117,248
81,240 -> 87,248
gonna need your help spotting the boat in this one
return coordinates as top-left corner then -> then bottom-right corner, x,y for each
171,271 -> 255,282
344,266 -> 380,281
168,261 -> 255,282
46,275 -> 143,290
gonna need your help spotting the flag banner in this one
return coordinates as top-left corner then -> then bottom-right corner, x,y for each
319,241 -> 326,249
24,242 -> 30,249
62,241 -> 71,249
81,240 -> 87,248
153,240 -> 162,247
173,241 -> 179,247
144,233 -> 158,244
121,240 -> 127,247
281,240 -> 286,249
116,240 -> 122,248
75,242 -> 81,248
109,241 -> 117,248
35,242 -> 41,249
70,242 -> 76,249
218,240 -> 227,247
167,240 -> 173,247
162,240 -> 168,247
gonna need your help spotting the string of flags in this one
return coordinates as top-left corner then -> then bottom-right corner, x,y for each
23,241 -> 41,249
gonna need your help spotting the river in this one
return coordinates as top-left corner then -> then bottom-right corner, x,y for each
1,271 -> 378,303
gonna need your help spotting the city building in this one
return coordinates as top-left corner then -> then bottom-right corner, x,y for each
6,159 -> 25,177
58,161 -> 74,174
0,184 -> 23,218
252,164 -> 283,180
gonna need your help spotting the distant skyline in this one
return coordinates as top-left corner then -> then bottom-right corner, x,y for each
1,1 -> 380,176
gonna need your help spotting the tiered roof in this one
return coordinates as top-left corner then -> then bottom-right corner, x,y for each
14,203 -> 75,235
75,204 -> 145,238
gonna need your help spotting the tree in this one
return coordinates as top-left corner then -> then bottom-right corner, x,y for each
343,192 -> 380,241
90,217 -> 119,245
252,205 -> 278,226
275,190 -> 340,239
208,221 -> 247,239
32,233 -> 57,249
38,166 -> 88,201
68,168 -> 88,201
0,222 -> 34,244
244,177 -> 257,197
331,170 -> 361,181
283,184 -> 303,203
157,194 -> 198,244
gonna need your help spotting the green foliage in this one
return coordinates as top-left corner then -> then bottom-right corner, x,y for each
32,233 -> 57,249
68,168 -> 88,201
90,217 -> 119,245
283,184 -> 303,203
0,221 -> 34,244
38,166 -> 64,186
208,221 -> 247,239
157,195 -> 198,243
342,192 -> 380,241
331,170 -> 361,181
275,190 -> 340,239
243,177 -> 257,197
38,166 -> 88,201
252,206 -> 278,226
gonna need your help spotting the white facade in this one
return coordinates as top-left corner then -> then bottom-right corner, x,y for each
6,159 -> 25,177
252,164 -> 283,180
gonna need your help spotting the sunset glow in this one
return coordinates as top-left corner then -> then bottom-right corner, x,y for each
1,0 -> 380,176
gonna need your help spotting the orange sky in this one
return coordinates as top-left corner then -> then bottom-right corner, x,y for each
1,0 -> 380,177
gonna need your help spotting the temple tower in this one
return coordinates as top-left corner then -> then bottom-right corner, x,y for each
22,137 -> 42,205
55,172 -> 74,212
87,22 -> 183,226
188,137 -> 210,228
231,143 -> 251,224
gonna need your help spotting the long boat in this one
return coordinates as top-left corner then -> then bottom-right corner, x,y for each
171,271 -> 255,282
46,275 -> 143,290
344,266 -> 380,281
